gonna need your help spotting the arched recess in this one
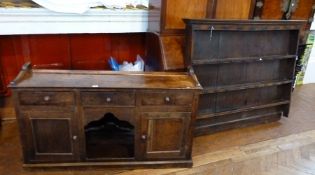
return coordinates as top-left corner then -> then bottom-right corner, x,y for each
84,111 -> 135,159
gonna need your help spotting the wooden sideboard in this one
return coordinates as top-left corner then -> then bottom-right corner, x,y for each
184,19 -> 305,136
9,63 -> 201,168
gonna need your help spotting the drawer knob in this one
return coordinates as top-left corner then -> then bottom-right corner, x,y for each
73,135 -> 77,140
165,96 -> 171,102
106,97 -> 111,102
43,96 -> 50,101
141,134 -> 147,140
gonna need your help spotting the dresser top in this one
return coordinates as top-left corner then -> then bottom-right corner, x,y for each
183,19 -> 306,25
9,69 -> 201,90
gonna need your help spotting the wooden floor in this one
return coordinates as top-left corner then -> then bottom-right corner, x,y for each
1,84 -> 315,175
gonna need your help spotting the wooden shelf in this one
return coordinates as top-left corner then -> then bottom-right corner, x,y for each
192,55 -> 296,65
185,19 -> 302,136
197,100 -> 290,119
195,111 -> 282,131
201,80 -> 293,94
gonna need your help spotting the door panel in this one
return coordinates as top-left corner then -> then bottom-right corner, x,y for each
23,111 -> 77,163
164,0 -> 207,30
31,119 -> 72,154
261,0 -> 314,20
261,0 -> 283,19
291,0 -> 314,20
140,112 -> 190,159
215,0 -> 254,19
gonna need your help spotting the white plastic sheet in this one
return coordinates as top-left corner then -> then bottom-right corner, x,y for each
119,55 -> 144,71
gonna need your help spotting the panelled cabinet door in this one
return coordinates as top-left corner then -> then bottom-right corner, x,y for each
22,111 -> 78,163
139,112 -> 191,160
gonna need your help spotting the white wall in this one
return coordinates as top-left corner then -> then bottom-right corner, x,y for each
303,44 -> 315,84
303,19 -> 315,84
0,8 -> 158,35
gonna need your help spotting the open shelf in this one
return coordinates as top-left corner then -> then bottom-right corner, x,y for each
198,83 -> 292,115
201,80 -> 293,94
194,111 -> 282,135
194,58 -> 295,88
192,55 -> 296,65
197,100 -> 290,119
196,111 -> 282,129
85,113 -> 135,159
185,19 -> 303,136
191,29 -> 299,62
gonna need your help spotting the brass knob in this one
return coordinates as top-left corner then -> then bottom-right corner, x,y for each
106,97 -> 111,102
165,96 -> 171,102
141,135 -> 147,140
44,96 -> 50,101
73,135 -> 77,140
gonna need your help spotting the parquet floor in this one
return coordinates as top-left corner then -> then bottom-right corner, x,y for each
1,84 -> 315,175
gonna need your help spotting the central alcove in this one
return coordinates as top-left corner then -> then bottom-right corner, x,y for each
84,112 -> 135,159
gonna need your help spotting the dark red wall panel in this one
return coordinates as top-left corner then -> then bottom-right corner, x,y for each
70,34 -> 112,70
0,36 -> 25,94
28,35 -> 71,69
110,33 -> 146,64
0,33 -> 147,95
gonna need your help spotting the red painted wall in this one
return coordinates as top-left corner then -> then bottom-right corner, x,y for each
0,33 -> 146,95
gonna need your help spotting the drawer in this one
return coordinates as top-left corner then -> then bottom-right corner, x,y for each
81,91 -> 135,106
18,91 -> 75,106
140,92 -> 193,106
141,112 -> 191,119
